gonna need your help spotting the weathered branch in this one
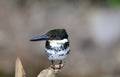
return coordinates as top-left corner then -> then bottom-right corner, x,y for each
15,57 -> 64,77
15,57 -> 26,77
37,64 -> 64,77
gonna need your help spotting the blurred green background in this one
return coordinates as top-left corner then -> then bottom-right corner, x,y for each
0,0 -> 120,77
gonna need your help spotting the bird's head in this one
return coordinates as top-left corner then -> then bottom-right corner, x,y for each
30,29 -> 68,41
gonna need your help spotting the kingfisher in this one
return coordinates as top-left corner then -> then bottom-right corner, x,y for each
30,29 -> 70,68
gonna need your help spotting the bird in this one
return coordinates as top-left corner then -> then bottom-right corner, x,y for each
30,29 -> 70,68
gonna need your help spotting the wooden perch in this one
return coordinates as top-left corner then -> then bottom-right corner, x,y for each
37,64 -> 64,77
15,57 -> 64,77
15,57 -> 26,77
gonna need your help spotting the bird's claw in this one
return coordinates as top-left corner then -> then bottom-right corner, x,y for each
51,64 -> 64,69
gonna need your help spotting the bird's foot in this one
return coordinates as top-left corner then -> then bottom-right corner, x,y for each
58,64 -> 62,69
51,65 -> 55,69
51,64 -> 64,69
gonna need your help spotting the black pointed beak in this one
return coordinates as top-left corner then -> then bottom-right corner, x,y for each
30,35 -> 49,41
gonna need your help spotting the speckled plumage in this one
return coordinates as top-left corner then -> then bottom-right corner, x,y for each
45,39 -> 70,60
30,29 -> 70,66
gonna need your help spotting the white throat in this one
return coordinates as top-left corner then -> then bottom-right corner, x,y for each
49,39 -> 68,47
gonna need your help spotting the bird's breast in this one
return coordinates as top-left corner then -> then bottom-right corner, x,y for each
45,47 -> 70,60
49,39 -> 68,47
45,39 -> 70,60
